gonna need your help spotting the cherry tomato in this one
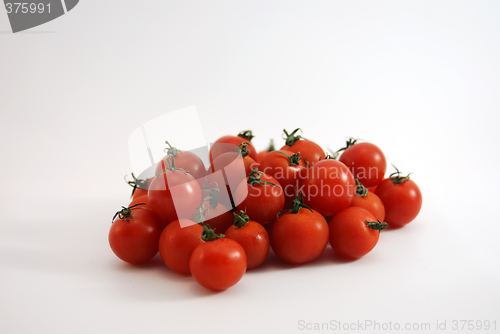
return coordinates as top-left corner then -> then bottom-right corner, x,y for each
209,143 -> 257,177
158,219 -> 204,275
108,204 -> 163,264
338,139 -> 386,188
329,207 -> 387,259
280,128 -> 325,165
375,168 -> 422,228
225,210 -> 270,269
155,141 -> 206,187
148,159 -> 202,225
259,150 -> 307,210
349,177 -> 385,222
300,158 -> 356,216
190,225 -> 247,291
270,193 -> 329,264
234,169 -> 285,225
209,130 -> 258,163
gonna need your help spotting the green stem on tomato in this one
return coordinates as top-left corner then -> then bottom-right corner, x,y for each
201,224 -> 225,241
238,130 -> 255,141
233,209 -> 250,228
276,188 -> 313,219
366,220 -> 388,233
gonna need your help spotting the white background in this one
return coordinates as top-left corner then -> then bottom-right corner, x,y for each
1,1 -> 499,333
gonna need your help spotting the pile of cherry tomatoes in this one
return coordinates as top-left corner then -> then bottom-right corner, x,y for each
109,129 -> 422,291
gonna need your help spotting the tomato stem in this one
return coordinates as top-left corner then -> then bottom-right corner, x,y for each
201,224 -> 225,241
237,142 -> 250,157
125,173 -> 149,198
202,182 -> 221,209
193,203 -> 208,225
355,175 -> 368,197
155,155 -> 190,178
274,150 -> 302,166
237,130 -> 255,141
366,220 -> 388,233
233,209 -> 250,228
276,188 -> 313,219
163,140 -> 181,157
389,164 -> 412,184
247,168 -> 279,187
330,137 -> 359,159
267,138 -> 275,152
112,203 -> 147,223
283,128 -> 303,146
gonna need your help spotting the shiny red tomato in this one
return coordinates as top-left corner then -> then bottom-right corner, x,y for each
209,130 -> 258,164
375,169 -> 422,228
338,140 -> 386,188
280,128 -> 325,165
148,159 -> 202,225
270,193 -> 329,264
349,177 -> 385,222
300,158 -> 356,216
259,150 -> 307,210
225,210 -> 270,269
190,226 -> 247,291
234,169 -> 285,225
155,141 -> 206,187
108,204 -> 163,264
158,219 -> 204,275
329,207 -> 387,259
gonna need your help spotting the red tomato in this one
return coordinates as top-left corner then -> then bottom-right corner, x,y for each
270,195 -> 329,264
190,226 -> 247,291
300,158 -> 356,216
158,219 -> 204,275
234,169 -> 285,225
225,210 -> 270,269
148,161 -> 202,225
108,204 -> 163,264
194,184 -> 234,234
338,140 -> 386,188
280,128 -> 325,166
349,177 -> 385,222
209,130 -> 258,164
329,207 -> 387,259
259,150 -> 307,210
209,143 -> 257,177
155,141 -> 206,187
375,170 -> 422,228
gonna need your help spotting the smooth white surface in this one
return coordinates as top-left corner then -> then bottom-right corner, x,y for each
1,1 -> 499,334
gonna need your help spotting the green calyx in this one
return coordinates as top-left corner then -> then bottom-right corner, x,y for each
355,175 -> 368,197
125,173 -> 150,198
330,137 -> 359,159
267,139 -> 275,152
112,203 -> 147,223
201,224 -> 225,242
233,209 -> 250,228
203,182 -> 221,209
283,128 -> 303,147
238,130 -> 255,141
163,140 -> 181,157
192,203 -> 208,225
366,220 -> 388,233
155,155 -> 189,178
247,168 -> 279,187
237,142 -> 250,157
389,164 -> 412,184
276,189 -> 313,219
275,150 -> 302,166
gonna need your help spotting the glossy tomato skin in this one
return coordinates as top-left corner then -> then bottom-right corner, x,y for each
209,151 -> 257,177
329,207 -> 381,259
225,221 -> 270,269
339,142 -> 386,188
148,169 -> 202,226
350,191 -> 385,222
300,159 -> 356,216
109,206 -> 163,264
210,135 -> 258,164
190,238 -> 247,291
155,151 -> 206,187
234,173 -> 285,225
270,208 -> 329,264
281,139 -> 324,166
259,150 -> 307,210
203,200 -> 234,234
158,219 -> 204,275
375,178 -> 422,228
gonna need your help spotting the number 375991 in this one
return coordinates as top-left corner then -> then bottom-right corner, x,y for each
5,3 -> 51,14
